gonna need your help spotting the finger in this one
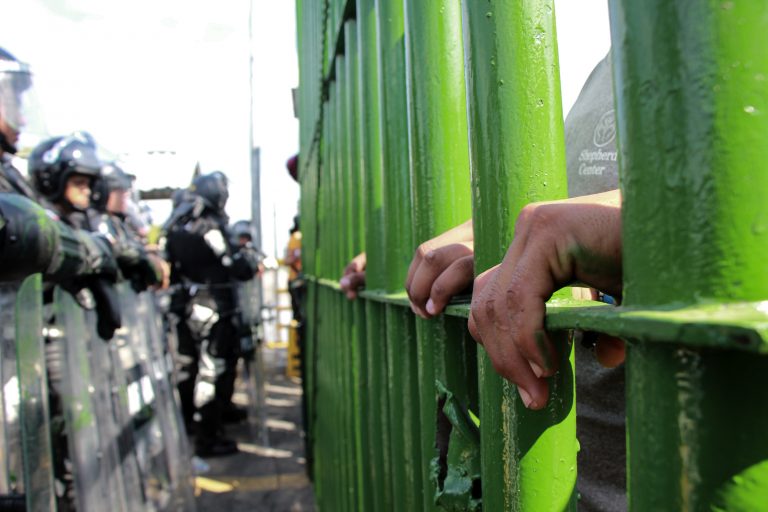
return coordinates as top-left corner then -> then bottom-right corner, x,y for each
469,265 -> 500,344
404,244 -> 426,293
468,311 -> 480,343
502,258 -> 559,378
409,243 -> 473,312
343,253 -> 366,277
426,255 -> 475,316
480,302 -> 550,409
344,271 -> 366,293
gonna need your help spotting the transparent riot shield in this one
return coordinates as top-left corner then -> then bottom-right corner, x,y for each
116,285 -> 173,511
0,276 -> 56,512
136,289 -> 196,511
105,328 -> 148,512
238,279 -> 268,445
52,287 -> 117,511
88,317 -> 144,512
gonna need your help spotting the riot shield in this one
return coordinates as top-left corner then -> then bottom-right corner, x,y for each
88,317 -> 144,512
116,285 -> 174,511
238,279 -> 268,446
136,289 -> 196,511
52,287 -> 118,511
0,276 -> 56,512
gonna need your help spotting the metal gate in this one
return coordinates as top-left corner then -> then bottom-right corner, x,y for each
296,0 -> 768,510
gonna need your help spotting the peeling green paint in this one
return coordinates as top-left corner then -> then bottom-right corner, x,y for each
431,381 -> 481,512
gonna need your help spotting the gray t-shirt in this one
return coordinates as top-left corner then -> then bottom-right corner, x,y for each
564,54 -> 627,512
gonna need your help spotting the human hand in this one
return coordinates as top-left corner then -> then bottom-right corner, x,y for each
405,220 -> 474,318
340,252 -> 366,299
468,190 -> 622,410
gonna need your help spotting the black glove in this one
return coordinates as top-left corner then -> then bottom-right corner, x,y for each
116,242 -> 160,293
228,245 -> 261,281
86,277 -> 122,341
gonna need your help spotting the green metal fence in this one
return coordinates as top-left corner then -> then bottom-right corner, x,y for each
295,0 -> 768,510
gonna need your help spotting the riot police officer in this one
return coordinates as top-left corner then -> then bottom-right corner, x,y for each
165,171 -> 259,456
28,133 -> 122,340
92,162 -> 161,292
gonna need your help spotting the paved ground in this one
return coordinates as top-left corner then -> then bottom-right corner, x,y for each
193,361 -> 316,512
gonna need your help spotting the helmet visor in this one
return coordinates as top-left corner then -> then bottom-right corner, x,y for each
0,61 -> 47,148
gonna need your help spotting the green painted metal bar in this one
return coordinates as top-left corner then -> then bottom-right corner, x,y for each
610,1 -> 768,509
402,0 -> 474,509
357,0 -> 385,292
375,0 -> 425,509
344,17 -> 373,511
365,301 -> 392,512
313,287 -> 327,506
356,0 -> 390,509
375,0 -> 413,290
345,19 -> 365,261
460,1 -> 577,510
383,304 -> 422,509
330,76 -> 341,280
333,55 -> 354,512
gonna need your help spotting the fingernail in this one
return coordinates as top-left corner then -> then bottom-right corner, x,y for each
426,299 -> 436,315
518,387 -> 535,409
530,361 -> 544,378
340,277 -> 349,288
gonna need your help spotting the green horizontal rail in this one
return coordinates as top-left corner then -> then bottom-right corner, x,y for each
314,278 -> 768,353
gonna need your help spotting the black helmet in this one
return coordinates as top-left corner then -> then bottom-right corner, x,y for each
231,219 -> 252,242
190,171 -> 228,213
91,162 -> 132,211
29,132 -> 102,203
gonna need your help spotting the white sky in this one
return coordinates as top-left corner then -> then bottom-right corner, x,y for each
1,0 -> 609,256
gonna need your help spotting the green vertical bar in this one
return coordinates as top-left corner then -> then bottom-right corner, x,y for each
337,55 -> 352,265
330,77 -> 341,279
461,1 -> 576,510
350,299 -> 370,511
365,301 -> 392,511
358,0 -> 385,291
384,305 -> 421,509
375,0 -> 412,290
376,0 -> 424,508
357,0 -> 390,509
345,17 -> 371,511
403,0 -> 473,509
314,288 -> 326,507
345,19 -> 365,259
610,1 -> 768,509
334,55 -> 353,512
